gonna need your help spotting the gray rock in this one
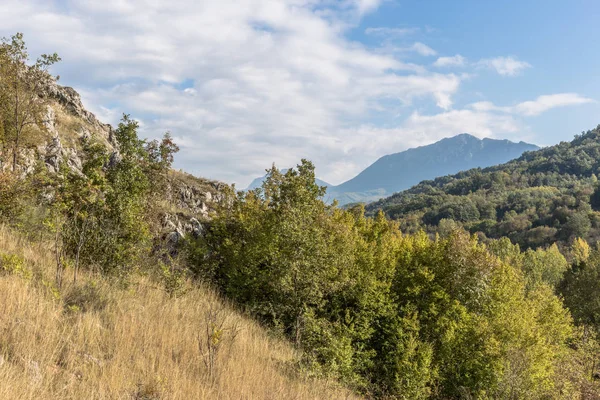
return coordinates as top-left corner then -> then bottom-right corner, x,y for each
43,106 -> 57,136
108,152 -> 122,168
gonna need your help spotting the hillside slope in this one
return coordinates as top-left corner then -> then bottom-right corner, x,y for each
367,125 -> 600,249
327,134 -> 538,205
0,225 -> 360,400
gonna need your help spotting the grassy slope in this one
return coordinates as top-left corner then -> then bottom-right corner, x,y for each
0,226 -> 360,400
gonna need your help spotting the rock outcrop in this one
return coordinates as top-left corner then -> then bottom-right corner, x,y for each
8,78 -> 228,251
45,82 -> 113,143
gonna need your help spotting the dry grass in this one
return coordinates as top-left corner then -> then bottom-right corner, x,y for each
168,170 -> 220,191
0,226 -> 361,400
53,102 -> 112,150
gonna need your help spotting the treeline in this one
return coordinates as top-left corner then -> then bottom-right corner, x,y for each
367,126 -> 600,251
187,160 -> 600,398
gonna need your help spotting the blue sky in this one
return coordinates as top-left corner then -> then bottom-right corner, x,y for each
351,0 -> 600,143
1,0 -> 598,186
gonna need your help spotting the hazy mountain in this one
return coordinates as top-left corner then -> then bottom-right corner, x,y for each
247,135 -> 538,205
328,134 -> 539,205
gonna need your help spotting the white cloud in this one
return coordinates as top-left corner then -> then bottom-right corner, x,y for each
409,42 -> 437,57
354,0 -> 383,15
433,54 -> 466,68
514,93 -> 594,116
1,0 -> 466,186
365,27 -> 419,37
478,56 -> 531,76
470,93 -> 594,117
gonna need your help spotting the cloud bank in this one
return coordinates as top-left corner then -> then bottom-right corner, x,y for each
0,0 -> 592,186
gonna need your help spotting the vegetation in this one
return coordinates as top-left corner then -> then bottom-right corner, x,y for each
0,33 -> 60,171
1,33 -> 600,398
188,160 -> 599,398
368,126 -> 600,250
0,226 -> 358,399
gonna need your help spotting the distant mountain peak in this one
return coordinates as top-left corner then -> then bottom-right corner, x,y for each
447,132 -> 477,140
327,134 -> 539,205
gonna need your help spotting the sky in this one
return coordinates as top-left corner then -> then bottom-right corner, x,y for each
1,0 -> 599,187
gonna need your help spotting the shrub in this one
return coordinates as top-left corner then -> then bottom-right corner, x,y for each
0,253 -> 31,280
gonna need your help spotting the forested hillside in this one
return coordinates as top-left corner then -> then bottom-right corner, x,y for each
368,126 -> 600,250
1,33 -> 600,399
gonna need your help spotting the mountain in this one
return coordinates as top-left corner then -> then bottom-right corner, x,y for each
366,125 -> 600,250
246,169 -> 332,190
327,134 -> 539,205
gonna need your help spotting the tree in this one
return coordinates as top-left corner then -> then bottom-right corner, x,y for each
190,160 -> 577,398
562,211 -> 591,240
521,244 -> 568,290
59,142 -> 108,283
560,240 -> 600,333
0,33 -> 60,171
49,115 -> 179,277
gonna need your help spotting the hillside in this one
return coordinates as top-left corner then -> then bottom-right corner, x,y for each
2,35 -> 600,399
367,125 -> 600,249
0,226 -> 359,399
5,76 -> 225,247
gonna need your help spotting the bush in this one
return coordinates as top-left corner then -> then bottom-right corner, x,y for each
0,253 -> 31,280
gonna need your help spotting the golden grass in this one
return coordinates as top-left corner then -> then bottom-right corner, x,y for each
0,226 -> 361,400
53,102 -> 112,151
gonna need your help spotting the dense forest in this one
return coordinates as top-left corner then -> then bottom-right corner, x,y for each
367,127 -> 600,251
1,34 -> 600,398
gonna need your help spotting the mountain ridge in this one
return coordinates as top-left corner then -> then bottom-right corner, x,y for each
247,134 -> 539,206
326,134 -> 539,205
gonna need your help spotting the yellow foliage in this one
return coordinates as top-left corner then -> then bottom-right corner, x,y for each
572,237 -> 590,264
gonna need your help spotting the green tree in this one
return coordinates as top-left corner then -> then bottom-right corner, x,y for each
49,115 -> 179,277
521,244 -> 569,290
0,33 -> 60,171
190,162 -> 577,398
